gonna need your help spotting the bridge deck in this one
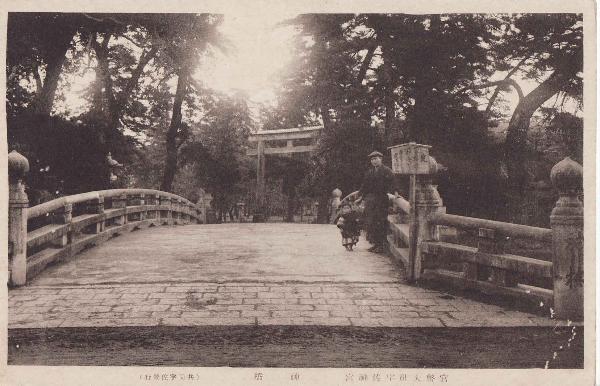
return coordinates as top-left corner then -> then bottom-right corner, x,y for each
9,224 -> 564,329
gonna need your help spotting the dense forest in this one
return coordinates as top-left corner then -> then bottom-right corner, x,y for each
6,13 -> 583,226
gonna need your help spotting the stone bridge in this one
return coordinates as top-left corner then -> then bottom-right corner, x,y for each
6,148 -> 584,367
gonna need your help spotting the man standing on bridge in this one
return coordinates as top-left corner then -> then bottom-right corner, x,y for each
355,151 -> 394,254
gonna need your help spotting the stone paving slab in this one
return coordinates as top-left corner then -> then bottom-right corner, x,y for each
28,224 -> 402,286
10,223 -> 576,330
9,281 -> 572,329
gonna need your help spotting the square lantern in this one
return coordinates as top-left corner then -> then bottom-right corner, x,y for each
388,142 -> 431,174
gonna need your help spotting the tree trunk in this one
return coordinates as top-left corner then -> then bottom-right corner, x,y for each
316,192 -> 330,224
381,45 -> 395,143
384,91 -> 395,143
160,67 -> 188,192
286,193 -> 296,222
117,46 -> 158,108
320,103 -> 332,131
92,34 -> 119,146
92,66 -> 104,115
93,36 -> 158,147
32,26 -> 78,116
317,103 -> 334,224
410,75 -> 428,143
504,69 -> 577,222
356,45 -> 375,87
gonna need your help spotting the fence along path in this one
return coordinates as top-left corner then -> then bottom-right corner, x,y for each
8,150 -> 201,286
384,144 -> 583,322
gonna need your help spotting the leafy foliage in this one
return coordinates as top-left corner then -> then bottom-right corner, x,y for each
6,13 -> 583,226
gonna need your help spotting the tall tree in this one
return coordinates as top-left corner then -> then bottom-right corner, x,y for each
179,91 -> 254,219
7,13 -> 83,116
87,26 -> 159,147
462,14 -> 583,220
157,14 -> 224,192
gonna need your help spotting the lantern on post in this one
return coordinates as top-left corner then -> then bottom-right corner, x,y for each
106,152 -> 123,186
388,142 -> 445,282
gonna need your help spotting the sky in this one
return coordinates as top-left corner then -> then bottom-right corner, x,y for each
195,11 -> 298,106
54,12 -> 579,121
56,12 -> 299,116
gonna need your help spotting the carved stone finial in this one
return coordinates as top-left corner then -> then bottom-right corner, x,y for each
426,156 -> 444,175
332,188 -> 342,198
416,156 -> 443,207
550,157 -> 583,194
549,156 -> 584,321
8,150 -> 29,181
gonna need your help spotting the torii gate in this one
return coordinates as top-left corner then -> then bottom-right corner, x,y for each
247,125 -> 323,222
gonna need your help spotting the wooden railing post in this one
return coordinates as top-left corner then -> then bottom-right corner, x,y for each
160,195 -> 172,225
187,203 -> 195,224
413,156 -> 446,282
180,199 -> 187,224
112,193 -> 128,226
151,193 -> 160,220
180,201 -> 188,224
172,198 -> 180,224
128,193 -> 145,221
52,203 -> 72,246
186,202 -> 193,224
89,195 -> 104,234
139,193 -> 147,221
550,157 -> 583,321
8,151 -> 29,286
176,199 -> 184,224
477,228 -> 518,287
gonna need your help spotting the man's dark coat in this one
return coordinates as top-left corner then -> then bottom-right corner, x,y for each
358,164 -> 394,246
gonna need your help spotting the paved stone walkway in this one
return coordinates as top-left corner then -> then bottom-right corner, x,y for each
10,281 -> 568,329
9,224 -> 568,329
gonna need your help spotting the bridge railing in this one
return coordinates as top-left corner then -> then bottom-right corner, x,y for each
387,195 -> 411,268
7,151 -> 202,287
385,146 -> 583,321
421,212 -> 554,308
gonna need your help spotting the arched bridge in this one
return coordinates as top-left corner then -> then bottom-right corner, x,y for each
7,148 -> 583,336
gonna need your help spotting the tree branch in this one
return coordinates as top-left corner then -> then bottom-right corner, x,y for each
485,57 -> 529,113
459,78 -> 524,101
120,34 -> 150,50
91,33 -> 118,121
355,44 -> 376,86
82,13 -> 127,26
32,63 -> 43,95
117,45 -> 159,106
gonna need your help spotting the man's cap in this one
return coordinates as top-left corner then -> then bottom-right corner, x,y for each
368,151 -> 383,159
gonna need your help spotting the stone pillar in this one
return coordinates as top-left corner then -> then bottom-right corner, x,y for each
8,151 -> 29,286
412,156 -> 446,282
550,157 -> 583,321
